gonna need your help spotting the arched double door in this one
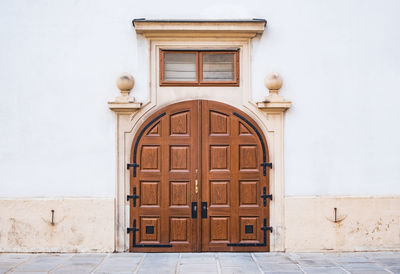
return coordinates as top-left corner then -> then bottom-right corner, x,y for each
127,100 -> 271,252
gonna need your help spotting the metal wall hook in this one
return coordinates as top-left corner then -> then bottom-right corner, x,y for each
326,207 -> 347,223
51,210 -> 55,225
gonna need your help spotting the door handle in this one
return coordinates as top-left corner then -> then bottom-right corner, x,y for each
191,202 -> 198,219
201,202 -> 207,219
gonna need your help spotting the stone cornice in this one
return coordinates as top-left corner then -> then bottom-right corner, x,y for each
132,18 -> 266,38
256,101 -> 292,113
108,102 -> 142,113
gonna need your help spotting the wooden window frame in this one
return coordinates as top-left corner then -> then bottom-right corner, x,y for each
159,49 -> 240,87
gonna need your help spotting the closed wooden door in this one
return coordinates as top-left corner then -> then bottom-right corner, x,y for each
128,100 -> 270,252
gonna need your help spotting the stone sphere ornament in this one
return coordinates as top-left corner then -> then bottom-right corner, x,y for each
116,73 -> 135,93
264,73 -> 282,91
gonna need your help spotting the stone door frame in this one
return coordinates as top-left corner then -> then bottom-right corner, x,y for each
108,20 -> 291,252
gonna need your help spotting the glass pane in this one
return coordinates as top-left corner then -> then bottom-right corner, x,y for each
202,53 -> 235,82
164,53 -> 196,81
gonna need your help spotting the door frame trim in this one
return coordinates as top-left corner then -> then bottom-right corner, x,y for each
109,36 -> 290,252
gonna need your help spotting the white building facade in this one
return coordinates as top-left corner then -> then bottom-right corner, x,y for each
1,0 -> 399,252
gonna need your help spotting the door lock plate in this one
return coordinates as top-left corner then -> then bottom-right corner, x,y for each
201,202 -> 207,219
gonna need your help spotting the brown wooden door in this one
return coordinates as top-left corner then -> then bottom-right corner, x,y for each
128,100 -> 270,252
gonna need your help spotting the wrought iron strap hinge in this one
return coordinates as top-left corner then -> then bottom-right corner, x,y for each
127,163 -> 139,177
127,187 -> 139,207
127,219 -> 172,248
227,218 -> 271,247
260,162 -> 272,176
261,226 -> 273,232
260,186 -> 272,206
127,227 -> 139,234
261,218 -> 273,233
261,218 -> 273,232
127,219 -> 139,234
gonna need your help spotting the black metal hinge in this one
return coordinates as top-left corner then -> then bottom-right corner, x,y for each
261,219 -> 273,233
127,163 -> 139,177
127,219 -> 172,248
127,227 -> 138,233
127,219 -> 139,234
260,186 -> 272,206
127,187 -> 140,207
227,218 -> 271,247
260,162 -> 272,176
127,227 -> 139,233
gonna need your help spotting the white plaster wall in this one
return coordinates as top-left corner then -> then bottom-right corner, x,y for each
1,0 -> 400,197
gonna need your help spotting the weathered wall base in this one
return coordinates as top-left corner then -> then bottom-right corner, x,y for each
285,196 -> 400,252
0,198 -> 114,252
1,196 -> 399,252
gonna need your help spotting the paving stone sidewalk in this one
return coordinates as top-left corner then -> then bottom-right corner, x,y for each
0,252 -> 399,274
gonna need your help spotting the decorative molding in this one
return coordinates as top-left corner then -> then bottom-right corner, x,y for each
108,73 -> 142,113
108,102 -> 142,113
257,101 -> 292,113
132,18 -> 266,38
257,73 -> 291,113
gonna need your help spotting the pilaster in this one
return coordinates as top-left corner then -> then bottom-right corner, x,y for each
257,73 -> 291,251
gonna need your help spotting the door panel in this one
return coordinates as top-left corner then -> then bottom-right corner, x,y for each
201,100 -> 269,251
129,100 -> 200,252
129,100 -> 270,252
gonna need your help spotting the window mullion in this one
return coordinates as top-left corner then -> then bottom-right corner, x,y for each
197,51 -> 201,85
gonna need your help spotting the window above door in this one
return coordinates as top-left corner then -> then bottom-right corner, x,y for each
159,49 -> 240,86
